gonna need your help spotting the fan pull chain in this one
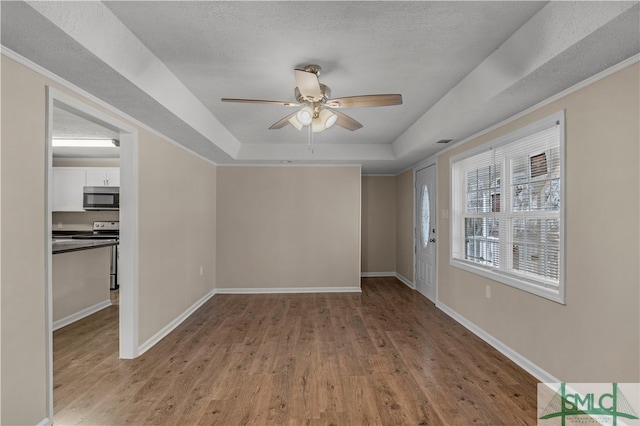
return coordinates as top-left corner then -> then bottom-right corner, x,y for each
308,123 -> 314,154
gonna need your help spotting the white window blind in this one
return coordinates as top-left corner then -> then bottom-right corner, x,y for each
450,112 -> 565,303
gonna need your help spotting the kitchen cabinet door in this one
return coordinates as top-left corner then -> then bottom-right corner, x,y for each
105,168 -> 120,186
52,168 -> 86,211
86,168 -> 120,186
85,168 -> 108,186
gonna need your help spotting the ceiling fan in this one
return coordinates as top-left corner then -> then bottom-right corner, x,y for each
221,64 -> 402,133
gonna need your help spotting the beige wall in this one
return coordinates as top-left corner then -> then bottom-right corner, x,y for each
437,63 -> 640,382
0,54 -> 217,423
395,169 -> 414,282
216,166 -> 361,289
361,176 -> 396,273
138,130 -> 216,344
1,55 -> 49,425
52,247 -> 111,322
51,159 -> 217,341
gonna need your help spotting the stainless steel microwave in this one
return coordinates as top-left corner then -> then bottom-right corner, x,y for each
83,186 -> 119,211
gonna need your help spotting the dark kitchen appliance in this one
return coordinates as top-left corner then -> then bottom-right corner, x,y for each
72,221 -> 120,290
83,186 -> 119,211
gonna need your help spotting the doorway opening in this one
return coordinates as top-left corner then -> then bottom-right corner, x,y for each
45,87 -> 139,420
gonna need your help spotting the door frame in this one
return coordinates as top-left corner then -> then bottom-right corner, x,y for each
413,157 -> 438,302
45,87 -> 139,420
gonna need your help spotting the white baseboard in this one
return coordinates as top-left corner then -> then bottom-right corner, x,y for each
395,273 -> 415,289
138,289 -> 216,356
52,299 -> 112,331
36,417 -> 51,426
436,301 -> 560,384
214,286 -> 362,294
360,272 -> 415,290
361,271 -> 395,277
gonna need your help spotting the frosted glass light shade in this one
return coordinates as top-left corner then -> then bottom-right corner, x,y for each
288,115 -> 303,130
311,117 -> 325,133
319,109 -> 337,128
296,106 -> 313,125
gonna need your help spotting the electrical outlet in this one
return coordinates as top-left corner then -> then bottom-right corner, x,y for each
199,266 -> 203,276
485,285 -> 491,299
57,222 -> 63,229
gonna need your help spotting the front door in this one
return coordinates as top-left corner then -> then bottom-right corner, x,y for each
415,165 -> 437,302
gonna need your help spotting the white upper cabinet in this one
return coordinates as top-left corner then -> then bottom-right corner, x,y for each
85,167 -> 120,187
52,167 -> 120,211
52,168 -> 86,212
105,168 -> 120,186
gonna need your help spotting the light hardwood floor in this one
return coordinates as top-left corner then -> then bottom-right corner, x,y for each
53,277 -> 538,425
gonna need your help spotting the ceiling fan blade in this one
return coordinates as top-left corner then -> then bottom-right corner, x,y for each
221,98 -> 300,107
325,94 -> 403,108
330,110 -> 363,131
269,111 -> 297,129
294,69 -> 323,100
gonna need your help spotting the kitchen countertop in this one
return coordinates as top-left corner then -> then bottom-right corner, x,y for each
53,238 -> 118,255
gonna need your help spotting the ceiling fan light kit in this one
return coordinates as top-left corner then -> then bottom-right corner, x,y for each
319,109 -> 337,129
296,106 -> 314,126
288,114 -> 304,131
312,117 -> 325,133
221,64 -> 402,150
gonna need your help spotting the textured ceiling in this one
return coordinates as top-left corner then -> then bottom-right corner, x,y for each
2,1 -> 639,173
52,106 -> 120,159
103,1 -> 545,146
53,106 -> 119,140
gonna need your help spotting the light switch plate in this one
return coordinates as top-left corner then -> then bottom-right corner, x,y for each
441,209 -> 449,219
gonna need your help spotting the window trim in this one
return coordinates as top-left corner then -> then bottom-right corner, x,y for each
449,111 -> 566,304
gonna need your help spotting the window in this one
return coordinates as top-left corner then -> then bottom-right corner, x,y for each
450,112 -> 565,303
421,185 -> 430,248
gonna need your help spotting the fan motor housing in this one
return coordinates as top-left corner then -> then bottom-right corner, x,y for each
303,64 -> 322,75
295,84 -> 331,103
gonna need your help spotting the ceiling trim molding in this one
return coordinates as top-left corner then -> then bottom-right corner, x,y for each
25,0 -> 241,159
217,164 -> 363,169
397,52 -> 639,176
391,1 -> 639,160
0,47 -> 219,167
432,53 -> 640,160
412,158 -> 437,174
236,142 -> 396,162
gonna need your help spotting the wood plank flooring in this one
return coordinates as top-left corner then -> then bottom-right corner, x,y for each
53,277 -> 538,425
